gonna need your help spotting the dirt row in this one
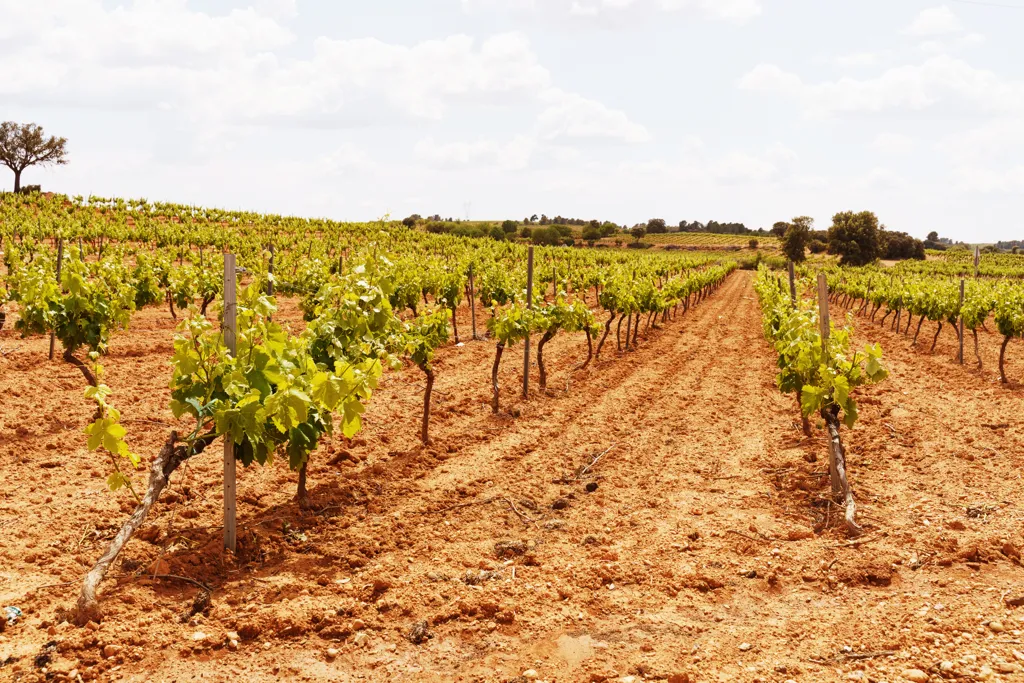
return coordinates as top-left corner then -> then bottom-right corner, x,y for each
1,272 -> 1023,682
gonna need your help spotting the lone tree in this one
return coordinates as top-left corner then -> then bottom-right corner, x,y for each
780,216 -> 813,263
828,210 -> 880,266
0,122 -> 68,193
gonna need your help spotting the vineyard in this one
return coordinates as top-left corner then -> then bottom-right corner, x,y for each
1,194 -> 1024,682
600,232 -> 780,250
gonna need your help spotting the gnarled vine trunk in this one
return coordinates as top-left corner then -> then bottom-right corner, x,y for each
1000,334 -> 1011,384
420,363 -> 434,444
821,407 -> 861,537
930,322 -> 943,353
595,311 -> 615,360
537,328 -> 556,391
76,432 -> 217,624
63,348 -> 97,387
491,341 -> 505,413
973,329 -> 983,369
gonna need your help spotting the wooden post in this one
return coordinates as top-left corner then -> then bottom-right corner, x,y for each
816,273 -> 830,347
49,238 -> 64,360
958,279 -> 965,365
788,261 -> 797,307
469,263 -> 479,341
974,246 -> 980,279
267,244 -> 275,296
222,254 -> 238,553
523,247 -> 534,399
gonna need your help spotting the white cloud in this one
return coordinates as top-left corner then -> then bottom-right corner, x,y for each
903,6 -> 963,37
855,167 -> 908,191
414,136 -> 536,170
836,52 -> 885,68
871,132 -> 916,155
462,0 -> 762,22
739,55 -> 1024,117
536,90 -> 651,143
950,166 -> 1024,193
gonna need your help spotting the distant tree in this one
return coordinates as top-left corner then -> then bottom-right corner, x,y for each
927,231 -> 939,243
1014,246 -> 1020,255
529,214 -> 538,223
501,219 -> 518,234
600,222 -> 618,237
489,225 -> 506,241
531,226 -> 562,246
748,239 -> 759,250
629,225 -> 647,242
582,224 -> 601,244
647,218 -> 667,234
828,211 -> 881,266
0,122 -> 69,193
402,215 -> 418,227
880,229 -> 925,260
770,221 -> 790,237
539,214 -> 549,225
781,216 -> 812,263
808,239 -> 827,254
519,225 -> 532,239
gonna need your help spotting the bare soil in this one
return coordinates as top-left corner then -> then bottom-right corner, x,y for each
2,272 -> 1024,683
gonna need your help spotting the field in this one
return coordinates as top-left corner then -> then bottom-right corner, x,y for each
601,232 -> 780,250
2,196 -> 1024,683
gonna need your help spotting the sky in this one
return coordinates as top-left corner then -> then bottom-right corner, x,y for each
2,0 -> 1023,242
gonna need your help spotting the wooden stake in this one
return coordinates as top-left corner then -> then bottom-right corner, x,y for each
975,246 -> 980,279
958,279 -> 965,365
523,247 -> 534,399
49,238 -> 64,360
788,261 -> 797,307
469,263 -> 479,341
222,254 -> 238,553
816,273 -> 830,347
267,244 -> 275,296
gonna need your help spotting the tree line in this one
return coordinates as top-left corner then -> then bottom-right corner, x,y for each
778,212 -> 933,265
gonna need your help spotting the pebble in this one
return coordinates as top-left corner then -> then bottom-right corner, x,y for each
191,631 -> 207,642
977,665 -> 994,680
995,661 -> 1022,674
263,642 -> 272,650
901,669 -> 929,683
326,648 -> 339,659
988,620 -> 1005,633
101,644 -> 121,659
939,661 -> 954,672
739,643 -> 752,652
522,670 -> 539,680
228,639 -> 239,651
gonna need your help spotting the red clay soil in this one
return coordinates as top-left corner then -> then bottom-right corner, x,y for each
1,271 -> 1024,682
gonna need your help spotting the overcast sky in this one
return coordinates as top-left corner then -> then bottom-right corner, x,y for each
2,0 -> 1023,241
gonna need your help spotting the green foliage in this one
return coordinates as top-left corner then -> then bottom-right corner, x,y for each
781,216 -> 812,263
83,375 -> 140,500
828,211 -> 880,266
754,266 -> 887,428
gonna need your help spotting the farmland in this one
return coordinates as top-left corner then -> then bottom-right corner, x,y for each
1,195 -> 1024,683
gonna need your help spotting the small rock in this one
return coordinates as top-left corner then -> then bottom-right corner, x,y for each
326,647 -> 339,659
994,661 -> 1022,674
522,670 -> 539,680
191,631 -> 207,642
739,642 -> 752,652
353,632 -> 369,647
551,498 -> 569,510
667,675 -> 691,683
101,644 -> 121,659
407,621 -> 431,645
225,631 -> 239,641
939,661 -> 954,672
227,639 -> 238,650
901,669 -> 929,683
262,642 -> 272,650
585,482 -> 598,493
988,620 -> 1005,633
978,665 -> 994,680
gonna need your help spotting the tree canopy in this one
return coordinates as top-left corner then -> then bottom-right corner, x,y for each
828,211 -> 881,266
0,122 -> 68,193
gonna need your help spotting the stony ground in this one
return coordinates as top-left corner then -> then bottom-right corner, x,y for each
1,271 -> 1023,683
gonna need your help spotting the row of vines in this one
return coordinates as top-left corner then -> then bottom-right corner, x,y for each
0,193 -> 736,624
